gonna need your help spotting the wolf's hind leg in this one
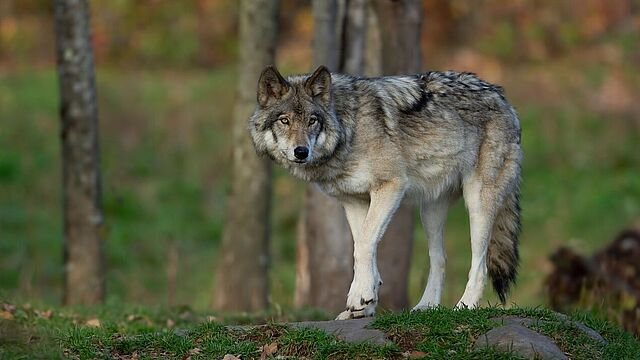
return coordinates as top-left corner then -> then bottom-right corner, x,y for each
413,196 -> 450,311
457,144 -> 521,308
336,181 -> 406,320
457,174 -> 494,309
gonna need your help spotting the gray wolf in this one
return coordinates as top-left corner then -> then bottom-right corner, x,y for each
249,65 -> 522,319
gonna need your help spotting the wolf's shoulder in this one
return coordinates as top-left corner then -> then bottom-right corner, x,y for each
420,71 -> 504,96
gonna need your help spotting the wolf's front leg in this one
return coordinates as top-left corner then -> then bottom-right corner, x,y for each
336,181 -> 406,320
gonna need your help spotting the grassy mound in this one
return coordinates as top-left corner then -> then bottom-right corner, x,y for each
1,303 -> 638,359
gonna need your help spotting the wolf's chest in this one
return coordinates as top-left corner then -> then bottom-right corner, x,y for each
315,167 -> 374,199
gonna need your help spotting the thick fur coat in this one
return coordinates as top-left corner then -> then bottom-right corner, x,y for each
249,66 -> 522,319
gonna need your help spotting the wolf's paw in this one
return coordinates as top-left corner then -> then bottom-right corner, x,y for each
338,277 -> 380,320
335,304 -> 376,320
411,301 -> 439,312
454,300 -> 479,310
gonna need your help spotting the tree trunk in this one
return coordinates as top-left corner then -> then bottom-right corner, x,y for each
295,0 -> 367,313
374,0 -> 422,75
340,0 -> 367,76
212,0 -> 279,312
54,0 -> 105,305
311,0 -> 340,70
372,0 -> 423,311
363,2 -> 382,77
295,0 -> 349,313
295,188 -> 352,311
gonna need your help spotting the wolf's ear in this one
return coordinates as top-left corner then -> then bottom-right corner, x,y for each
257,66 -> 290,107
304,65 -> 332,105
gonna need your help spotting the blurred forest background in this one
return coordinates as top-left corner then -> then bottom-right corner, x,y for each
1,0 -> 639,314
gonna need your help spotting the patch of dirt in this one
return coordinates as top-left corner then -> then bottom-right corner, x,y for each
278,340 -> 316,359
234,323 -> 288,344
384,327 -> 425,351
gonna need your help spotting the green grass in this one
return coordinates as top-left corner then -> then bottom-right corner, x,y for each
1,303 -> 638,359
0,64 -> 639,311
372,307 -> 640,359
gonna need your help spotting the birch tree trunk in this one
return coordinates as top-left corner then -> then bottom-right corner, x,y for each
213,0 -> 279,311
54,0 -> 105,305
295,0 -> 367,313
373,0 -> 423,311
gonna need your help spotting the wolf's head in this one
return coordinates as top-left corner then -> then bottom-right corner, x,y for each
249,65 -> 342,169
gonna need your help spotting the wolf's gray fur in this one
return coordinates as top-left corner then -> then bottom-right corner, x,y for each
249,66 -> 522,319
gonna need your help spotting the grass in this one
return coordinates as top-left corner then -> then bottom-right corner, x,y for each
372,307 -> 640,359
0,62 -> 639,311
1,302 -> 638,359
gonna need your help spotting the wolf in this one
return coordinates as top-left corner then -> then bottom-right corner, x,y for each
249,65 -> 522,320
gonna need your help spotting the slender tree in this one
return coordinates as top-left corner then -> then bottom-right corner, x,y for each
295,0 -> 350,313
375,0 -> 422,75
212,0 -> 279,311
295,0 -> 367,313
54,0 -> 105,305
340,0 -> 367,76
373,0 -> 423,311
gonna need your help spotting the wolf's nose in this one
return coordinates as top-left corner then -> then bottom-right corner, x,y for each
294,146 -> 309,160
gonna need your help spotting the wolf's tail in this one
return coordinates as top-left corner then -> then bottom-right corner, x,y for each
487,180 -> 521,305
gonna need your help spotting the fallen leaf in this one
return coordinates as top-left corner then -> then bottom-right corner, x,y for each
402,350 -> 428,359
2,303 -> 16,313
85,318 -> 101,328
222,355 -> 240,360
259,342 -> 278,359
35,309 -> 53,319
0,311 -> 14,320
454,324 -> 469,333
188,348 -> 201,355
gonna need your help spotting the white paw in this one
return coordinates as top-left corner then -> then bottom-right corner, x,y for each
454,299 -> 478,309
347,280 -> 378,309
335,306 -> 375,320
411,301 -> 439,312
454,301 -> 468,310
335,276 -> 381,320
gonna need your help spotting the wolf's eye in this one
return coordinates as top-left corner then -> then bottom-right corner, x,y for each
309,116 -> 317,126
279,116 -> 289,125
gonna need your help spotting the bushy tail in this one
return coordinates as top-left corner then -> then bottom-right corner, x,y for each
487,182 -> 521,304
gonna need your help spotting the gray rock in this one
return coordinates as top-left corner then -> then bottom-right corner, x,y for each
491,315 -> 607,345
290,318 -> 391,345
552,312 -> 607,345
570,321 -> 607,344
474,324 -> 568,360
